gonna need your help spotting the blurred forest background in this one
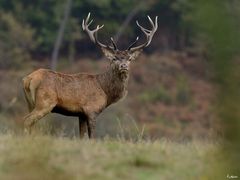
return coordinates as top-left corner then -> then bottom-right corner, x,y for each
0,0 -> 239,141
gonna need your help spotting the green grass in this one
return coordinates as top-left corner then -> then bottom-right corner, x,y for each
0,135 -> 223,180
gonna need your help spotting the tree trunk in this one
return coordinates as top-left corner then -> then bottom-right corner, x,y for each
113,3 -> 143,43
51,0 -> 72,70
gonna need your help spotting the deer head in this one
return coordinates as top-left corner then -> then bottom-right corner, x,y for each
82,13 -> 158,77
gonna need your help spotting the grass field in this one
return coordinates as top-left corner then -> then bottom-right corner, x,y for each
0,134 -> 225,180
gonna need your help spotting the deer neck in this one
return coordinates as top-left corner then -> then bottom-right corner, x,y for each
97,67 -> 129,106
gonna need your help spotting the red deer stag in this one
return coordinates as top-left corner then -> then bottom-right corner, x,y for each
22,13 -> 158,138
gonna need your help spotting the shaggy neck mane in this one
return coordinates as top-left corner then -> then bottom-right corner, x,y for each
97,66 -> 129,106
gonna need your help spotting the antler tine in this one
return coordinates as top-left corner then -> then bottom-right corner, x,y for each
147,15 -> 155,27
136,21 -> 151,33
110,37 -> 117,50
86,12 -> 91,23
82,13 -> 91,30
127,37 -> 139,50
128,16 -> 158,51
82,13 -> 107,48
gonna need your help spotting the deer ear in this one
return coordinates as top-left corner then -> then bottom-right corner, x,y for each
129,49 -> 142,61
101,47 -> 115,60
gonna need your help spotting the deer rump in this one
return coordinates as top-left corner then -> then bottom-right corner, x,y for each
23,69 -> 106,118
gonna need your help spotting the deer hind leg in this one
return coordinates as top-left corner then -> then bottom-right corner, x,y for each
24,107 -> 53,134
79,118 -> 87,138
24,91 -> 57,134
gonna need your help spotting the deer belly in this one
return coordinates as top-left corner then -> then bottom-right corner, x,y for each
53,97 -> 85,116
51,106 -> 85,116
52,96 -> 86,116
54,88 -> 107,116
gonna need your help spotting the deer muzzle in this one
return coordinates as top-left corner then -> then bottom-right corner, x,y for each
119,63 -> 129,72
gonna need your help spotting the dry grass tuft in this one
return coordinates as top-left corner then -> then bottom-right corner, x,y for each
0,135 -> 221,180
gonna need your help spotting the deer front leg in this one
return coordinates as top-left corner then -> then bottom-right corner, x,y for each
84,102 -> 105,139
79,117 -> 87,138
86,114 -> 97,139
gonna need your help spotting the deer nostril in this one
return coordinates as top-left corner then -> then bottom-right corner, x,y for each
120,64 -> 127,69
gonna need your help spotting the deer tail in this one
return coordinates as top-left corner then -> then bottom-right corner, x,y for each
22,76 -> 41,109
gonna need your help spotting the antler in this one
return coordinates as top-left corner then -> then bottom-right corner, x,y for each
128,16 -> 158,51
110,37 -> 117,50
82,13 -> 118,50
82,13 -> 107,48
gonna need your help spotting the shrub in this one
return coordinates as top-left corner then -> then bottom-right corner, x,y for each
0,12 -> 35,69
138,86 -> 172,105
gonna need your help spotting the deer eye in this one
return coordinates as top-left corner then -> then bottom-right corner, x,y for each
113,58 -> 121,62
